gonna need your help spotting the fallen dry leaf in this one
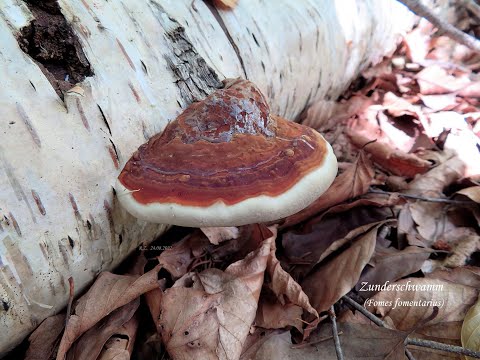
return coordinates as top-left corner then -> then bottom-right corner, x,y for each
347,129 -> 431,177
456,186 -> 480,203
98,312 -> 139,359
283,206 -> 391,279
255,296 -> 303,331
407,150 -> 465,196
281,151 -> 375,228
66,299 -> 139,360
56,265 -> 161,360
158,231 -> 211,279
243,323 -> 407,360
357,244 -> 432,298
462,295 -> 480,359
416,65 -> 470,95
25,314 -> 65,360
367,276 -> 479,331
158,235 -> 273,360
200,226 -> 239,245
301,222 -> 386,314
264,234 -> 318,319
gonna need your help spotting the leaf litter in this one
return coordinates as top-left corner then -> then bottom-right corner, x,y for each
16,12 -> 480,360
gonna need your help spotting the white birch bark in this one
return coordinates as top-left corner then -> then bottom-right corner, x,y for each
0,0 -> 415,354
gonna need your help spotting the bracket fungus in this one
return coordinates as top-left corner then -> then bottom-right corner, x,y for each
115,79 -> 337,227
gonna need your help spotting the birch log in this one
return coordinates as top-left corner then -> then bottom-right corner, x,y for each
0,0 -> 415,354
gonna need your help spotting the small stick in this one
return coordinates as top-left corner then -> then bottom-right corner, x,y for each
405,348 -> 416,360
66,277 -> 74,327
341,295 -> 391,328
368,188 -> 473,205
396,0 -> 480,53
406,338 -> 480,358
329,305 -> 345,360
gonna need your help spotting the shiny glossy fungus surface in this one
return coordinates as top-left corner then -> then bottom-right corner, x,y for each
118,79 -> 329,206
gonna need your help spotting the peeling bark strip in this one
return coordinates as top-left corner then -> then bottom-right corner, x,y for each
150,2 -> 222,107
31,190 -> 46,215
128,82 -> 141,103
68,193 -> 81,220
16,0 -> 93,99
116,38 -> 136,71
76,98 -> 90,130
16,103 -> 41,148
108,145 -> 120,169
8,213 -> 21,237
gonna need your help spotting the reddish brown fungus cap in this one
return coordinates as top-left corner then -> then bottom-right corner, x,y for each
115,79 -> 337,226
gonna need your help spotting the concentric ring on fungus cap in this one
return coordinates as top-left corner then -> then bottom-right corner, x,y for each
115,79 -> 338,227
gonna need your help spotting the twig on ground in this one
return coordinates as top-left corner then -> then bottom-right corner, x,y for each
368,188 -> 473,205
329,305 -> 344,360
341,295 -> 392,328
405,348 -> 417,360
406,338 -> 480,358
342,295 -> 480,358
397,0 -> 480,53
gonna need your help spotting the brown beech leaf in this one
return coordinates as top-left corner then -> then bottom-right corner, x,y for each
159,270 -> 259,360
347,129 -> 431,177
243,323 -> 407,360
456,186 -> 480,203
56,265 -> 161,360
255,297 -> 303,331
264,234 -> 318,319
416,65 -> 470,95
420,94 -> 458,112
407,151 -> 465,195
357,245 -> 432,298
367,277 -> 479,331
200,226 -> 240,245
158,236 -> 273,360
158,231 -> 211,279
281,151 -> 374,228
301,222 -> 386,314
428,266 -> 480,288
25,314 -> 65,360
66,299 -> 139,360
283,207 -> 392,279
97,312 -> 139,360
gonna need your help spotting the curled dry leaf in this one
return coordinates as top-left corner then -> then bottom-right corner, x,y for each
347,129 -> 431,177
301,222 -> 387,314
281,151 -> 375,228
200,226 -> 240,245
66,299 -> 139,360
25,314 -> 65,360
158,231 -> 211,279
407,150 -> 465,195
462,295 -> 480,359
283,207 -> 392,279
456,186 -> 480,203
158,236 -> 273,360
56,265 -> 161,360
242,323 -> 407,360
367,276 -> 479,331
97,313 -> 139,360
357,245 -> 432,298
255,298 -> 303,332
264,234 -> 318,319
